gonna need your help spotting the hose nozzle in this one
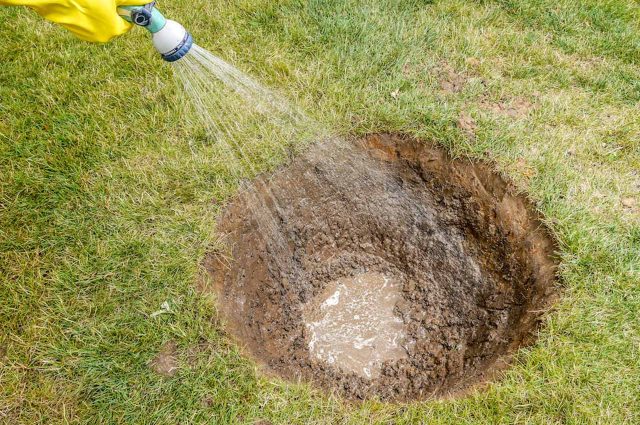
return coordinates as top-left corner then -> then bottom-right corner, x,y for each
118,2 -> 193,62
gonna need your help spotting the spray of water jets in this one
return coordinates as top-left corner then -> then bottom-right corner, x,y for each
172,44 -> 353,267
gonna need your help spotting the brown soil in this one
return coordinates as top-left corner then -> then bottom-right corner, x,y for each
149,341 -> 178,377
457,112 -> 478,140
205,133 -> 558,401
438,63 -> 467,94
480,98 -> 534,118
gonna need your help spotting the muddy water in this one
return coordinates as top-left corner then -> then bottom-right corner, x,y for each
304,272 -> 407,379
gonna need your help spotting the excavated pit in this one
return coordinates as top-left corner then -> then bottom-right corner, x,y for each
205,133 -> 558,401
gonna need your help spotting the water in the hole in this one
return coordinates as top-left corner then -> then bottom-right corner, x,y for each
304,272 -> 407,379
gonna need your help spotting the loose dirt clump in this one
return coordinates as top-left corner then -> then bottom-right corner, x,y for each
205,133 -> 558,401
150,341 -> 178,377
457,112 -> 478,140
438,63 -> 467,93
480,98 -> 534,118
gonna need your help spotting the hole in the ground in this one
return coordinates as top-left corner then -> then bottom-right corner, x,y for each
204,133 -> 559,401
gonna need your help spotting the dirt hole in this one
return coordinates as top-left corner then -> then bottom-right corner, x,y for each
205,133 -> 558,401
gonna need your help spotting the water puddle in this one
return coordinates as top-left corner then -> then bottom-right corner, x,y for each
304,272 -> 407,379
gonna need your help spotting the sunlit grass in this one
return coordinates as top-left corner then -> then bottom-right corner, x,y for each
1,0 -> 639,423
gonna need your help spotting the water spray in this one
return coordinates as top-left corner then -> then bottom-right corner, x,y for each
117,1 -> 192,62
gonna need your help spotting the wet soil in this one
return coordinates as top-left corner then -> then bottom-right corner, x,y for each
204,133 -> 558,401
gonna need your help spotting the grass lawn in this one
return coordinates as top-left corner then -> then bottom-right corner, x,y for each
1,0 -> 639,423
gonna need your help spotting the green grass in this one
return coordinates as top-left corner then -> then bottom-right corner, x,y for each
1,0 -> 639,423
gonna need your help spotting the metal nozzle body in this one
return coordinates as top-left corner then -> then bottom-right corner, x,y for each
118,3 -> 193,62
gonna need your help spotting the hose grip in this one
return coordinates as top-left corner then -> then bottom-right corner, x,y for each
118,2 -> 166,33
130,2 -> 155,27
